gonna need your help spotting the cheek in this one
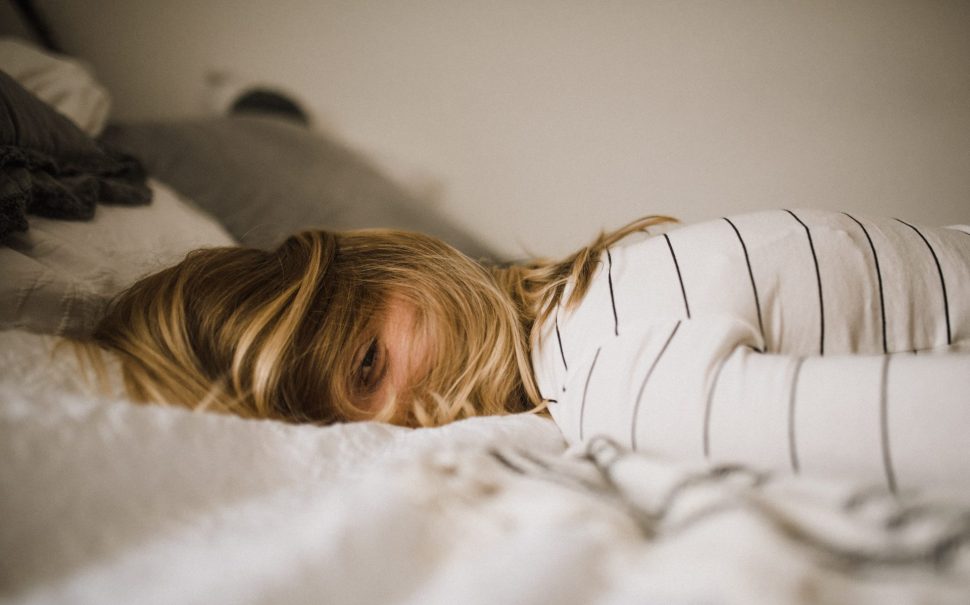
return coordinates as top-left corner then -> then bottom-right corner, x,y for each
385,305 -> 434,378
388,331 -> 431,393
362,390 -> 397,422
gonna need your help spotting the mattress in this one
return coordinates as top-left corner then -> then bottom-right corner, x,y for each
2,330 -> 968,604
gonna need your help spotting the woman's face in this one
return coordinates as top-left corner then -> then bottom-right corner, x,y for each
349,297 -> 431,419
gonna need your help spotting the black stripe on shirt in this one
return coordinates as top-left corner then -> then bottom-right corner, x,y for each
630,321 -> 681,451
843,213 -> 888,354
895,219 -> 952,346
578,347 -> 602,441
555,314 -> 568,372
788,357 -> 805,474
784,210 -> 825,356
555,311 -> 568,393
607,248 -> 619,336
723,218 -> 765,351
880,356 -> 898,494
664,233 -> 691,319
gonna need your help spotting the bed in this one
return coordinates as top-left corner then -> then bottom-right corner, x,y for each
2,38 -> 969,605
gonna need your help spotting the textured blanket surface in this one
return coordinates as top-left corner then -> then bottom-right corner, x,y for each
1,330 -> 968,604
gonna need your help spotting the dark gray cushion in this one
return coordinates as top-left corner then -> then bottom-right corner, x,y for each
102,115 -> 497,260
0,70 -> 150,240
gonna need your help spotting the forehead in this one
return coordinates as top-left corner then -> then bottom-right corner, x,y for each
382,296 -> 419,329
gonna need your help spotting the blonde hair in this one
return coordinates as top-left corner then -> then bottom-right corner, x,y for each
86,215 -> 675,427
490,215 -> 676,349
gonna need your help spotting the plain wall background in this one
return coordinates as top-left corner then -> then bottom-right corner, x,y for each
6,0 -> 970,257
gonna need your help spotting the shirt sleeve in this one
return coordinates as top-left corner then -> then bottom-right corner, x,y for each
549,316 -> 970,492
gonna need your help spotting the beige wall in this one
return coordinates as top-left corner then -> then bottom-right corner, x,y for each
21,1 -> 970,257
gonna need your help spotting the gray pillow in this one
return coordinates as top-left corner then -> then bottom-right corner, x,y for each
0,70 -> 150,240
102,115 -> 497,260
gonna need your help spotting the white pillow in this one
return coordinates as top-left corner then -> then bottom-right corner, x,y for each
0,37 -> 111,136
0,180 -> 236,336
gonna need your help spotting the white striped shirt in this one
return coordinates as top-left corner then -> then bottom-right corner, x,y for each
532,209 -> 970,491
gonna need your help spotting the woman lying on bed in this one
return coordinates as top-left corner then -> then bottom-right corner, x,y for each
84,209 -> 970,488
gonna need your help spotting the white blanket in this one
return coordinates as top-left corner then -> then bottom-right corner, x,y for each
2,330 -> 968,604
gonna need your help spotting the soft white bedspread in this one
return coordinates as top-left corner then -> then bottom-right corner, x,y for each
2,330 -> 968,604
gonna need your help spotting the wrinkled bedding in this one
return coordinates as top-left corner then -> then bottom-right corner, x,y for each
1,330 -> 968,604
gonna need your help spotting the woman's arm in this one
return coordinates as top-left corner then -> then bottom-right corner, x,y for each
549,317 -> 970,492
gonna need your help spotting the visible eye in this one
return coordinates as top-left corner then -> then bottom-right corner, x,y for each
361,339 -> 378,372
355,338 -> 385,392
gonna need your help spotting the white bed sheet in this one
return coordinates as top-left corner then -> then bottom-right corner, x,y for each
1,330 -> 968,604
